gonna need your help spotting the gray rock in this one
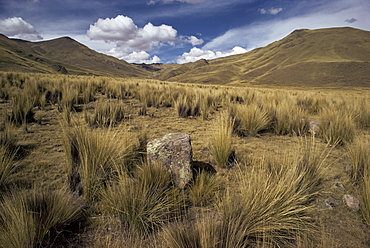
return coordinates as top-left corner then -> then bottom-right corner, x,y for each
147,133 -> 193,189
343,194 -> 360,212
331,182 -> 346,192
307,119 -> 321,135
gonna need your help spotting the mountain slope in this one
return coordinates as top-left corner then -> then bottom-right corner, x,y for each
160,27 -> 370,87
0,34 -> 149,77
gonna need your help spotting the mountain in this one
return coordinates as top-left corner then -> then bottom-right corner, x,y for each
1,27 -> 370,87
0,34 -> 149,77
156,27 -> 370,87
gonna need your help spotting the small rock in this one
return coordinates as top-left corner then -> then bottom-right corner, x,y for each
307,119 -> 321,134
127,125 -> 140,132
331,182 -> 346,192
324,196 -> 341,208
343,194 -> 360,212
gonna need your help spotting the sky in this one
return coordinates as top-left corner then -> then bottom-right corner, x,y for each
0,0 -> 369,64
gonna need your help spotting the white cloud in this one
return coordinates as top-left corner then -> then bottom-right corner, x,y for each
148,0 -> 209,4
0,17 -> 42,40
87,15 -> 178,51
106,48 -> 161,64
259,7 -> 283,15
204,0 -> 370,52
181,35 -> 204,45
177,46 -> 247,63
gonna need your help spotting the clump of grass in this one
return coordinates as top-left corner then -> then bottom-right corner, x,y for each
61,122 -> 136,202
189,171 -> 220,207
85,100 -> 125,128
0,145 -> 18,189
9,91 -> 36,126
174,94 -> 191,118
209,113 -> 234,168
294,135 -> 329,195
348,137 -> 370,182
58,84 -> 79,112
0,188 -> 87,248
362,166 -> 370,226
351,97 -> 370,129
272,100 -> 309,135
217,163 -> 314,247
319,110 -> 355,146
235,103 -> 271,136
101,162 -> 183,238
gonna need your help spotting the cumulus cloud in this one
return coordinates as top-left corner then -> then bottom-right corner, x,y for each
259,7 -> 283,15
106,48 -> 161,64
87,15 -> 178,51
181,35 -> 204,45
0,17 -> 42,40
177,46 -> 247,63
345,18 -> 357,23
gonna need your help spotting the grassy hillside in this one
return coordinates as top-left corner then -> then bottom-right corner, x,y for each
160,27 -> 370,87
0,34 -> 150,77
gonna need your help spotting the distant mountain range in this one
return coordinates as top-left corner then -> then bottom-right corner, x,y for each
1,27 -> 369,87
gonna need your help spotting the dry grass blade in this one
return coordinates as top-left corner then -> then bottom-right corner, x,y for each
101,162 -> 183,238
209,112 -> 234,168
0,188 -> 87,248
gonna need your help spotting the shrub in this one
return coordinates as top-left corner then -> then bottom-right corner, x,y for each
0,189 -> 87,248
209,113 -> 234,168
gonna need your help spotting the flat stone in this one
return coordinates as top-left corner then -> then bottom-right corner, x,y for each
343,194 -> 360,212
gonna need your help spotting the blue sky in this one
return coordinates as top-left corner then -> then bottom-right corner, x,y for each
1,0 -> 369,64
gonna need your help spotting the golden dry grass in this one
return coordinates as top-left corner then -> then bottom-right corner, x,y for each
0,72 -> 369,247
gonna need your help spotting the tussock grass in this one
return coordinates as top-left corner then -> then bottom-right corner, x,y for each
85,100 -> 125,127
101,162 -> 183,238
272,100 -> 309,135
362,166 -> 370,226
348,137 -> 370,182
61,122 -> 136,202
9,91 -> 36,126
0,145 -> 18,189
209,113 -> 234,168
319,110 -> 355,146
235,103 -> 271,136
351,97 -> 370,129
0,123 -> 17,150
189,171 -> 220,207
217,162 -> 314,247
58,84 -> 79,112
0,188 -> 87,248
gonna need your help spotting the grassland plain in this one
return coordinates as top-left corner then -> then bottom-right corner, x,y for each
0,72 -> 369,247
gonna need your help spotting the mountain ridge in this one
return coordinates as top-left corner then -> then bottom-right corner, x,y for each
1,27 -> 370,87
0,34 -> 150,77
158,27 -> 370,87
